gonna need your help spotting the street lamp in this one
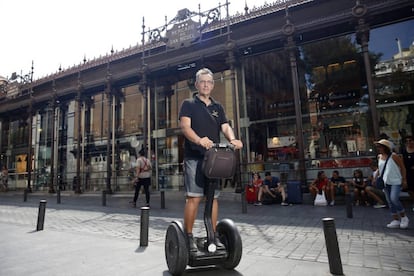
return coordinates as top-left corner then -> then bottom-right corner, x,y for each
10,61 -> 34,193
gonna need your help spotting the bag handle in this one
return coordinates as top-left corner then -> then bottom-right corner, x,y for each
141,157 -> 150,170
201,104 -> 220,126
378,154 -> 391,181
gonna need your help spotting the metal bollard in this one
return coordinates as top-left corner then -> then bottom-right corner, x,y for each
241,191 -> 247,214
322,218 -> 344,276
160,190 -> 165,209
102,190 -> 106,206
140,206 -> 150,247
57,189 -> 61,204
23,189 -> 28,202
36,200 -> 47,231
345,193 -> 353,219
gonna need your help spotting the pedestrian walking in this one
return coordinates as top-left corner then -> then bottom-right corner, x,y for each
375,139 -> 409,229
130,147 -> 152,207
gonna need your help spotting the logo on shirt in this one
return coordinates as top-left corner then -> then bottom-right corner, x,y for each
211,110 -> 219,117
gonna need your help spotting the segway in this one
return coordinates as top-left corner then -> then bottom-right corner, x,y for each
165,144 -> 242,276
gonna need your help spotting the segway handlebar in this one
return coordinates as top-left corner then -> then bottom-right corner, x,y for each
211,143 -> 235,150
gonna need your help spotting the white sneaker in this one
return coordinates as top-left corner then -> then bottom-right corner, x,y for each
387,220 -> 400,229
329,200 -> 335,206
400,216 -> 409,229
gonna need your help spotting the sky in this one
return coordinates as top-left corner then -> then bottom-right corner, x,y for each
1,1 -> 412,81
0,0 -> 266,80
369,20 -> 414,60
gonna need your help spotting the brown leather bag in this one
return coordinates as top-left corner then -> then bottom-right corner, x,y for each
202,145 -> 236,179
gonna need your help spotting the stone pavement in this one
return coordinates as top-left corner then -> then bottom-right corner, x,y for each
0,190 -> 413,276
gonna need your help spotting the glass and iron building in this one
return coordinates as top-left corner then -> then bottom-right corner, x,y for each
0,0 -> 413,194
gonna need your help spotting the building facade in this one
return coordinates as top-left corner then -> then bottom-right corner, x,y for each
0,0 -> 413,193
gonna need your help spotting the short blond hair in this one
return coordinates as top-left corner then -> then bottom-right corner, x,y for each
195,68 -> 214,83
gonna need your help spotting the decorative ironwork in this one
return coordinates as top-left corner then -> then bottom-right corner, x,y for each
142,3 -> 227,49
352,0 -> 367,18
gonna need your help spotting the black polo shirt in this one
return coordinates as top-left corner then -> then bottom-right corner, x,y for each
179,94 -> 228,159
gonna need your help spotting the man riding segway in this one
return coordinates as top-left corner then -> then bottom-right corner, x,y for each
165,68 -> 243,275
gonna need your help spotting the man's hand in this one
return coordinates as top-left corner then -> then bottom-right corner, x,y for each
198,136 -> 213,149
230,139 -> 243,150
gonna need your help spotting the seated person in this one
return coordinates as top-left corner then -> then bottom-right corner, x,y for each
365,162 -> 387,208
350,169 -> 369,206
246,172 -> 263,204
255,172 -> 288,206
309,170 -> 330,202
328,170 -> 349,206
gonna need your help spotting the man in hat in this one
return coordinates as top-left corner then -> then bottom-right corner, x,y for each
375,139 -> 409,229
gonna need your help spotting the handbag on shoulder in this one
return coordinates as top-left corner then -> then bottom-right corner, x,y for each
376,155 -> 390,190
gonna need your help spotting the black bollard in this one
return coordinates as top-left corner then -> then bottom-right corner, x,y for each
159,174 -> 166,209
322,218 -> 344,276
102,190 -> 106,206
36,200 -> 47,231
57,189 -> 61,204
160,190 -> 165,209
140,206 -> 150,247
345,193 -> 353,219
23,189 -> 28,202
241,191 -> 247,214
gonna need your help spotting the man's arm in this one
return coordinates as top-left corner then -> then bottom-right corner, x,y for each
221,122 -> 243,149
180,116 -> 213,149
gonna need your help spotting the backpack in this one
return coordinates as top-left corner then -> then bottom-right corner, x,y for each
141,157 -> 152,172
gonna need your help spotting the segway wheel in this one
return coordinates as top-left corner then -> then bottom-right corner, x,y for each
165,221 -> 188,276
216,218 -> 242,269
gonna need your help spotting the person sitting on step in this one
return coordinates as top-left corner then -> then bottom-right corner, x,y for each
255,172 -> 288,206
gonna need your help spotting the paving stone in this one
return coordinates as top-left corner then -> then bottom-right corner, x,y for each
0,190 -> 413,276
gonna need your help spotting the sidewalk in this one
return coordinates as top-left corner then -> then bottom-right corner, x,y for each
1,190 -> 413,275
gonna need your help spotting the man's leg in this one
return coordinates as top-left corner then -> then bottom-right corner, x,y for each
212,198 -> 224,248
263,186 -> 276,198
184,196 -> 202,234
366,186 -> 386,207
143,179 -> 151,206
131,181 -> 141,207
184,196 -> 202,252
278,186 -> 288,205
330,183 -> 336,204
255,187 -> 263,205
